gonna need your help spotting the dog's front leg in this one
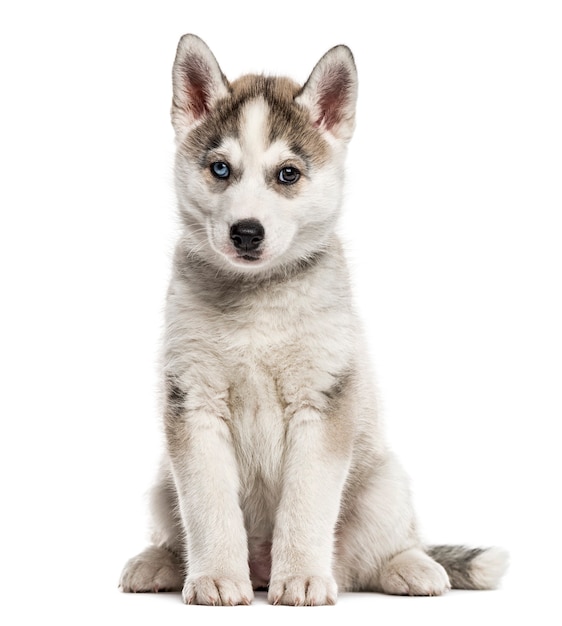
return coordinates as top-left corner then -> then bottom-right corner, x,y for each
268,406 -> 351,606
167,407 -> 253,606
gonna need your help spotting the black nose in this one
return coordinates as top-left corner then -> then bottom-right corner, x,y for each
230,219 -> 265,252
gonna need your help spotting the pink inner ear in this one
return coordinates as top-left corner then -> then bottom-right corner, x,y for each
181,57 -> 213,119
316,65 -> 352,130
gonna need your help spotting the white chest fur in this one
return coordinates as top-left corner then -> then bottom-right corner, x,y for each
165,243 -> 358,541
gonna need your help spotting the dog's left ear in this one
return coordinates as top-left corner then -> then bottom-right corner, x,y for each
171,34 -> 230,138
296,45 -> 358,142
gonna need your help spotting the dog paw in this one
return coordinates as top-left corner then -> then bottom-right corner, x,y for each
268,575 -> 337,606
119,546 -> 183,592
182,575 -> 253,606
380,548 -> 451,596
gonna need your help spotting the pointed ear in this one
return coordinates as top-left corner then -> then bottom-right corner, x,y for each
171,34 -> 230,136
295,45 -> 358,142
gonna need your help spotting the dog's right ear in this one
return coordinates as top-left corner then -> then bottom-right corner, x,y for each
171,34 -> 230,138
296,45 -> 357,143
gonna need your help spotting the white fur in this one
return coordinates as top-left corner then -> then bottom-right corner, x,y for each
468,548 -> 510,590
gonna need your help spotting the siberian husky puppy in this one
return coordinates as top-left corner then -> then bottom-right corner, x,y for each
119,34 -> 508,606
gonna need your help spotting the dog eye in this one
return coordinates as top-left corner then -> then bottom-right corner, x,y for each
277,166 -> 300,185
210,161 -> 230,179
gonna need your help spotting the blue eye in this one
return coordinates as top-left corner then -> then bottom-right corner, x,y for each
210,161 -> 230,179
278,166 -> 300,185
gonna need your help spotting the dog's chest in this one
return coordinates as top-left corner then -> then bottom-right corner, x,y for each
218,287 -> 332,513
221,325 -> 292,541
221,301 -> 297,488
173,261 -> 355,527
228,360 -> 285,486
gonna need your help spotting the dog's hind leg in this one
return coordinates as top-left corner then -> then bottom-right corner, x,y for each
334,452 -> 506,595
120,458 -> 185,592
334,452 -> 449,595
119,545 -> 183,592
378,547 -> 450,596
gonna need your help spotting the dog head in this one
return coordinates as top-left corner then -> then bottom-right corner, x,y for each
171,35 -> 357,276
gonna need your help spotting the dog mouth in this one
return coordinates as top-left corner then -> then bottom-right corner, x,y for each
237,252 -> 262,262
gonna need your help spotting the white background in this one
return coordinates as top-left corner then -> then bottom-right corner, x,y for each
1,1 -> 560,624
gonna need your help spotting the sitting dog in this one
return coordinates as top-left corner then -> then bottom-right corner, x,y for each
119,34 -> 508,605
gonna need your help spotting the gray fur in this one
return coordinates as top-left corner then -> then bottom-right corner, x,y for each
427,546 -> 485,589
426,545 -> 508,590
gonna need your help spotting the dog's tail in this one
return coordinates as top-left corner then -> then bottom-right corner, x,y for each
426,545 -> 509,589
